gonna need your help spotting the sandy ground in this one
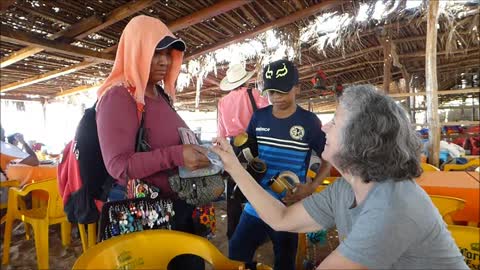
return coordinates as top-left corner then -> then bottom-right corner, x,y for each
0,200 -> 275,270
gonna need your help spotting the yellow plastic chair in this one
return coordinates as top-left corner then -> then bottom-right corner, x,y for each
78,223 -> 97,252
444,158 -> 480,171
0,179 -> 20,224
73,230 -> 272,270
421,163 -> 440,171
1,179 -> 33,240
430,195 -> 466,225
448,225 -> 480,270
2,178 -> 71,269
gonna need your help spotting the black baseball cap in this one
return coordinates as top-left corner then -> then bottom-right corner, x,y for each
262,59 -> 299,93
156,36 -> 186,52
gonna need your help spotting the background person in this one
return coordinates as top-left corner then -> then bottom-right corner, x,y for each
1,130 -> 39,169
217,63 -> 269,239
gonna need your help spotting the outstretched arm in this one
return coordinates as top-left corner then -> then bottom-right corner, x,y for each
16,134 -> 39,166
212,138 -> 323,233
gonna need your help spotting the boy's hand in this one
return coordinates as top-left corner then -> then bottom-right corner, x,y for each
282,180 -> 316,204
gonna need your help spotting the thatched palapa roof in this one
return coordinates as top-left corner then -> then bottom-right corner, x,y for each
1,0 -> 479,112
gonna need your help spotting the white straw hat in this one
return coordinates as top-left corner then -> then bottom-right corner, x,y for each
219,64 -> 255,91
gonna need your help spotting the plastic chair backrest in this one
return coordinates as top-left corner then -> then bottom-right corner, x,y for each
444,159 -> 480,171
430,195 -> 466,224
73,230 -> 269,270
421,163 -> 440,172
314,177 -> 338,193
17,179 -> 64,218
448,225 -> 479,269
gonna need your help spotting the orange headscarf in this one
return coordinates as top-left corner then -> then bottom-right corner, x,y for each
97,15 -> 184,112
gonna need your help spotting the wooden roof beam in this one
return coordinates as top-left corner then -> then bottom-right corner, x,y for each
0,29 -> 115,63
185,0 -> 339,61
54,83 -> 103,98
2,0 -> 252,96
102,0 -> 253,54
0,94 -> 44,102
0,60 -> 99,93
0,47 -> 44,68
1,0 -> 156,68
169,0 -> 252,32
75,0 -> 158,40
0,0 -> 15,14
50,15 -> 104,40
389,88 -> 480,98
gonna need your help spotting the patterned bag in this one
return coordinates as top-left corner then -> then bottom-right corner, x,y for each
168,174 -> 225,206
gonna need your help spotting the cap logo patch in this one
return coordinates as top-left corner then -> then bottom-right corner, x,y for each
266,65 -> 273,79
276,63 -> 288,78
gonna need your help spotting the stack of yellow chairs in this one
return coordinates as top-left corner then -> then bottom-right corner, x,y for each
429,195 -> 466,225
443,158 -> 480,171
421,163 -> 440,172
73,230 -> 271,270
448,225 -> 479,270
2,178 -> 71,269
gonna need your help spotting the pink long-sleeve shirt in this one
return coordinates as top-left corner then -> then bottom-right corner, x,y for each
96,85 -> 185,198
217,87 -> 269,137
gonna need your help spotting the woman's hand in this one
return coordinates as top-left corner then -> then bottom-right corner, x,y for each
211,137 -> 242,173
182,144 -> 210,171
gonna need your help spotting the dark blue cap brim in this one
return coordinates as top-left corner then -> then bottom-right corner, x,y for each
156,36 -> 186,52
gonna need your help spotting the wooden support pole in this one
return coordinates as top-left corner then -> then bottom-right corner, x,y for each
381,33 -> 393,93
426,0 -> 440,167
409,86 -> 416,123
42,100 -> 47,130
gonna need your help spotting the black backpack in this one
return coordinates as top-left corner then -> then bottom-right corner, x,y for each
58,103 -> 114,224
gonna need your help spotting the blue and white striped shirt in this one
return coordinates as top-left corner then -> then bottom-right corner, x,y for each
244,105 -> 326,217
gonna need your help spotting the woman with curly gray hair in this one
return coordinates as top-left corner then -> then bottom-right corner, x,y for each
212,84 -> 468,269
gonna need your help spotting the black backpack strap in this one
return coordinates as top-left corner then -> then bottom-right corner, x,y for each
135,110 -> 150,152
247,88 -> 258,112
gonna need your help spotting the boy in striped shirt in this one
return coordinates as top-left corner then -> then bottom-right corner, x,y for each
228,59 -> 331,270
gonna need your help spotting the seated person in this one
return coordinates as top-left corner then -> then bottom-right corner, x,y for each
1,130 -> 40,172
212,84 -> 468,269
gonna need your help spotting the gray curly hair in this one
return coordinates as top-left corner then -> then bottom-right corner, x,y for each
334,85 -> 422,183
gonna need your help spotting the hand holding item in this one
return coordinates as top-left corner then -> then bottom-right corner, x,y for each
211,137 -> 242,173
182,144 -> 210,171
282,179 -> 316,204
14,133 -> 25,144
